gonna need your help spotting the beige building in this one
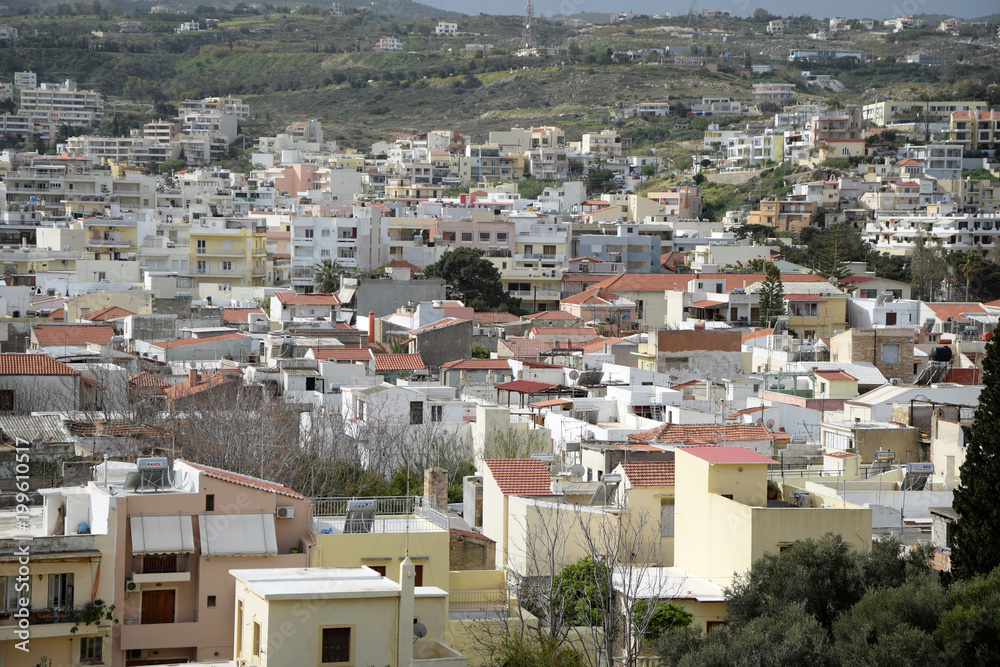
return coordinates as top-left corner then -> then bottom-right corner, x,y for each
830,327 -> 915,383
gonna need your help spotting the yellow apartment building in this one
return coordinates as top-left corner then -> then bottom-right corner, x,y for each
784,293 -> 847,339
76,217 -> 139,261
189,226 -> 267,287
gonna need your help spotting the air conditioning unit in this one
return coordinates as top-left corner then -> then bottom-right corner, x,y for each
276,506 -> 295,519
125,580 -> 141,593
890,378 -> 902,386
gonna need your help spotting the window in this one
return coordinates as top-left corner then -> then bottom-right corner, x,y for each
414,565 -> 424,586
479,231 -> 491,243
0,389 -> 13,412
48,573 -> 73,608
253,620 -> 262,657
206,494 -> 215,511
321,626 -> 352,664
431,405 -> 443,422
304,229 -> 314,239
461,232 -> 473,242
321,228 -> 331,237
207,595 -> 216,608
660,498 -> 675,537
410,401 -> 424,425
1,576 -> 18,612
197,260 -> 208,274
220,261 -> 234,272
885,312 -> 897,326
236,600 -> 244,656
882,343 -> 900,365
371,566 -> 387,576
80,637 -> 102,663
321,249 -> 331,258
196,239 -> 206,254
496,232 -> 508,243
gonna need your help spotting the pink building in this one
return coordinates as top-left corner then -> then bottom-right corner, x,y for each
110,459 -> 313,665
435,217 -> 515,255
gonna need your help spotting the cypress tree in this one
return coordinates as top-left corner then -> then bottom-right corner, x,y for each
952,335 -> 1000,579
757,263 -> 786,327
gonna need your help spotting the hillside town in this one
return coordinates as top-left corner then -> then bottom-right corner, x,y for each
0,3 -> 999,665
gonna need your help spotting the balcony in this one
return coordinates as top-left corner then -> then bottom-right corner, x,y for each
311,496 -> 449,534
120,620 -> 200,651
515,253 -> 565,263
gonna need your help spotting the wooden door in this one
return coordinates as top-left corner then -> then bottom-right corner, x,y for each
141,589 -> 175,624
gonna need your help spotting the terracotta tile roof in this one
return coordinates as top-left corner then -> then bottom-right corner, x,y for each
591,273 -> 691,293
82,305 -> 134,321
441,358 -> 511,370
33,324 -> 115,347
386,260 -> 423,272
410,317 -> 471,334
164,370 -> 236,401
690,299 -> 726,308
524,310 -> 578,320
815,370 -> 856,382
48,308 -> 65,321
582,337 -> 629,354
274,291 -> 341,306
495,379 -> 560,393
728,406 -> 766,418
927,302 -> 986,323
312,347 -> 374,361
498,338 -> 556,357
475,312 -> 520,324
561,287 -> 627,307
520,360 -> 566,369
450,528 -> 495,542
222,307 -> 265,323
680,445 -> 777,465
65,420 -> 169,438
373,353 -> 426,371
529,398 -> 574,408
622,461 -> 675,487
742,328 -> 773,342
128,371 -> 170,388
184,460 -> 307,500
629,423 -> 777,445
530,326 -> 599,337
0,353 -> 80,376
484,459 -> 554,496
784,294 -> 827,302
153,332 -> 246,349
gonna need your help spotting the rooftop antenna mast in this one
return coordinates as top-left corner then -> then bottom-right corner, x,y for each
523,0 -> 535,49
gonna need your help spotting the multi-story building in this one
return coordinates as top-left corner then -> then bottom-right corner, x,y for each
374,35 -> 403,51
862,100 -> 986,127
726,130 -> 784,168
581,129 -> 632,157
948,110 -> 1000,151
434,21 -> 458,34
19,80 -> 103,126
747,198 -> 819,232
864,208 -> 1000,255
897,142 -> 964,181
884,15 -> 921,31
767,19 -> 783,34
788,49 -> 862,61
752,83 -> 794,101
180,111 -> 238,143
464,144 -> 524,182
178,96 -> 249,120
574,225 -> 663,273
189,218 -> 267,287
13,71 -> 36,89
527,146 -> 569,180
63,134 -> 180,165
690,97 -> 748,116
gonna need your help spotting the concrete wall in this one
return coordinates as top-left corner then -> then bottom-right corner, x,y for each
124,313 -> 179,343
355,278 -> 448,319
312,530 -> 451,592
415,320 -> 474,369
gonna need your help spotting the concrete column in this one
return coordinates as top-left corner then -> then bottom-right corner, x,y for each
398,557 -> 415,667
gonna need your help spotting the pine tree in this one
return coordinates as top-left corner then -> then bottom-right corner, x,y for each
952,335 -> 1000,579
756,263 -> 786,327
817,224 -> 851,284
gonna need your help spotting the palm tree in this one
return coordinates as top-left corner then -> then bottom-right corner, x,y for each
960,252 -> 985,302
313,259 -> 342,293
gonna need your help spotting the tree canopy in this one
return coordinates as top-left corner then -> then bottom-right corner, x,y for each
424,247 -> 520,312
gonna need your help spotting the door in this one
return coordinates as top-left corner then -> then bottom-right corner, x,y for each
141,589 -> 175,624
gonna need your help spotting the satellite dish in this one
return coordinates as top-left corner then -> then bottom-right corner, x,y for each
568,369 -> 580,380
571,464 -> 585,479
754,418 -> 764,425
765,419 -> 775,430
413,622 -> 427,639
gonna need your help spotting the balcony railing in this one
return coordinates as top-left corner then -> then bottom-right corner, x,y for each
311,495 -> 449,533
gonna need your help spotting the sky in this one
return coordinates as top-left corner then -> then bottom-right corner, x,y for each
426,0 -> 999,19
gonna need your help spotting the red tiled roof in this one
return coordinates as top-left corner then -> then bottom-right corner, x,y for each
386,260 -> 423,272
629,423 -> 777,444
49,308 -> 64,321
274,291 -> 341,306
33,324 -> 115,347
153,332 -> 246,349
690,299 -> 726,308
222,307 -> 265,323
82,305 -> 134,321
784,294 -> 827,302
441,358 -> 510,370
0,353 -> 80,376
728,406 -> 766,418
622,461 -> 675,487
410,317 -> 470,334
484,459 -> 554,496
184,460 -> 307,500
495,379 -> 561,393
592,273 -> 692,293
128,370 -> 170,388
475,312 -> 520,324
529,398 -> 573,408
815,370 -> 856,382
164,370 -> 236,400
742,328 -> 773,342
373,353 -> 426,371
312,347 -> 373,361
498,338 -> 557,357
680,445 -> 777,465
582,337 -> 629,354
450,527 -> 495,542
65,420 -> 169,438
530,326 -> 599,337
927,302 -> 986,323
524,310 -> 578,320
561,286 -> 628,307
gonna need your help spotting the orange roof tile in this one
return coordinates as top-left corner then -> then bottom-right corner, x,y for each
274,291 -> 341,306
128,370 -> 170,388
529,398 -> 574,408
629,423 -> 777,445
372,353 -> 426,371
484,459 -> 554,496
497,338 -> 556,357
524,310 -> 578,320
441,358 -> 511,370
927,302 -> 986,323
475,312 -> 520,324
154,332 -> 246,349
591,273 -> 691,293
530,326 -> 599,337
561,286 -> 627,307
82,305 -> 135,321
0,353 -> 79,376
222,307 -> 265,323
495,379 -> 561,393
680,446 -> 777,465
184,460 -> 307,500
815,370 -> 856,382
164,370 -> 236,400
410,317 -> 471,334
742,328 -> 774,342
33,324 -> 116,347
622,461 -> 675,487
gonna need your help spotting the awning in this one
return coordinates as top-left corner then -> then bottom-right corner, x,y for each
130,515 -> 195,555
337,286 -> 357,306
199,513 -> 278,557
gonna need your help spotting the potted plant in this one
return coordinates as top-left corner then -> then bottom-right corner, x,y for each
767,479 -> 782,501
70,600 -> 116,634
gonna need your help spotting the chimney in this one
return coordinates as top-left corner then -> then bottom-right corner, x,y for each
189,369 -> 199,386
424,467 -> 448,512
368,311 -> 375,345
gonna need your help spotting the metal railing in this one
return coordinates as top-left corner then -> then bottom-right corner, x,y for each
448,588 -> 510,616
310,495 -> 449,532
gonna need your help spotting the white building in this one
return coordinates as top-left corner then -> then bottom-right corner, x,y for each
19,80 -> 104,126
435,21 -> 458,35
374,36 -> 403,52
864,209 -> 1000,255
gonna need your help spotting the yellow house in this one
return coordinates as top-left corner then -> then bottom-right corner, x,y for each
0,486 -> 117,667
189,226 -> 267,287
311,496 -> 451,592
76,217 -> 139,261
784,293 -> 847,339
673,446 -> 871,588
813,370 -> 859,398
64,289 -> 151,323
230,563 -> 465,667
